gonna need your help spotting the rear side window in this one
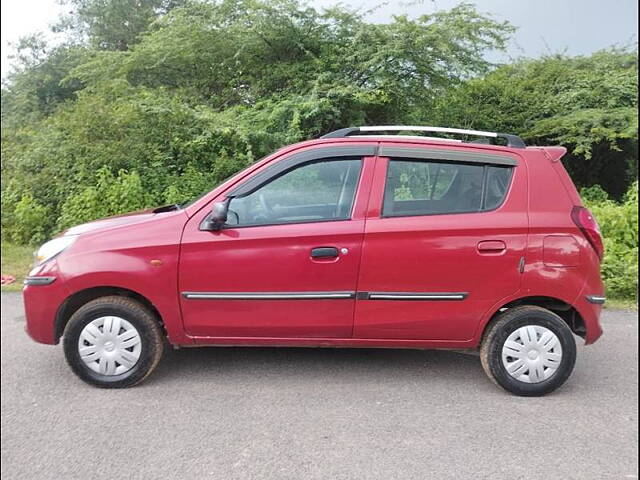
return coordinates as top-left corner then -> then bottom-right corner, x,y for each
383,159 -> 512,217
484,165 -> 512,210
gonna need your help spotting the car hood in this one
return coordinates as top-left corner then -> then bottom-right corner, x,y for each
62,206 -> 181,236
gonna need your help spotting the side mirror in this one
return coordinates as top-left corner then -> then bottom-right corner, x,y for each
201,198 -> 231,231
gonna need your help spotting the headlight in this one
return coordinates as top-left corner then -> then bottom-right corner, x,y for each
34,236 -> 77,266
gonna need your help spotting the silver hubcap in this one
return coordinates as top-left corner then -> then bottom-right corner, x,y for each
501,325 -> 563,383
78,316 -> 142,376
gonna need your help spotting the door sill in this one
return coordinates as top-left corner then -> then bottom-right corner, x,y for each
183,335 -> 476,350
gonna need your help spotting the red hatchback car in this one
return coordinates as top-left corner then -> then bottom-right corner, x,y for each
23,126 -> 605,395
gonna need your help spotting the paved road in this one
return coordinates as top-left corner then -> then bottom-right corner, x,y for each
1,292 -> 638,479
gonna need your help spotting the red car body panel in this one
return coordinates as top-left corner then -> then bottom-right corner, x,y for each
23,136 -> 605,349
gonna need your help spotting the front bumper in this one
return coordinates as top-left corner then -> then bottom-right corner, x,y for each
23,262 -> 70,345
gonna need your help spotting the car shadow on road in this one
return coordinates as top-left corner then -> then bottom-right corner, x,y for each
150,344 -> 486,387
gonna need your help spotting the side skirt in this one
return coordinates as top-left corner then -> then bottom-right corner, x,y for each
182,336 -> 479,350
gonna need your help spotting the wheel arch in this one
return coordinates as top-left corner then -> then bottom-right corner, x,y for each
481,296 -> 586,344
55,286 -> 165,343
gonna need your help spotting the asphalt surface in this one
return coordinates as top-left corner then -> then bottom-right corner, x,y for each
1,292 -> 638,479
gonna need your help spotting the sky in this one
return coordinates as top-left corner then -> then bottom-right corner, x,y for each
1,0 -> 638,76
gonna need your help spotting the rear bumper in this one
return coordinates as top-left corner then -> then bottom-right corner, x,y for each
585,295 -> 606,305
574,290 -> 604,345
23,263 -> 69,345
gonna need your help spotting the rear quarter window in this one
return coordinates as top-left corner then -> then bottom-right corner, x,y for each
383,159 -> 513,217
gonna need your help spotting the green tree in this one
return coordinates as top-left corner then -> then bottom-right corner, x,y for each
56,0 -> 188,51
69,1 -> 512,112
1,35 -> 86,122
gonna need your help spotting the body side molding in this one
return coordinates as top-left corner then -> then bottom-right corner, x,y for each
182,291 -> 356,300
182,291 -> 469,301
365,292 -> 468,301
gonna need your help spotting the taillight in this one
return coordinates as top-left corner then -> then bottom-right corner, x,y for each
571,206 -> 604,259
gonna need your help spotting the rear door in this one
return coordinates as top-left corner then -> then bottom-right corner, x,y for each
179,146 -> 376,339
354,143 -> 528,341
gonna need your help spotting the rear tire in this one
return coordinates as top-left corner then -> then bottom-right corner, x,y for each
480,306 -> 576,396
63,296 -> 164,388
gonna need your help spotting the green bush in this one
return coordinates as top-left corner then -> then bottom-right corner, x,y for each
583,182 -> 638,301
58,167 -> 154,230
1,193 -> 49,245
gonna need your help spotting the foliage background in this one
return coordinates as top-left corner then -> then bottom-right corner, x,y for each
1,0 -> 637,300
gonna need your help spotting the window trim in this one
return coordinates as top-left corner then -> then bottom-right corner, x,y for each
378,146 -> 518,166
220,216 -> 355,230
228,146 -> 376,198
220,156 -> 365,229
381,158 -> 514,219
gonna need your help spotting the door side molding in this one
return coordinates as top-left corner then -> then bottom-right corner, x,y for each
363,292 -> 468,301
182,291 -> 468,301
182,291 -> 356,300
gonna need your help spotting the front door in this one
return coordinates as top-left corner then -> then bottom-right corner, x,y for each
354,144 -> 528,341
179,153 -> 374,339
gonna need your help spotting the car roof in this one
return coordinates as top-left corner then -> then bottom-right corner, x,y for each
287,136 -> 529,156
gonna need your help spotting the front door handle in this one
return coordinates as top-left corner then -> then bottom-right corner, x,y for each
477,240 -> 507,253
311,247 -> 339,258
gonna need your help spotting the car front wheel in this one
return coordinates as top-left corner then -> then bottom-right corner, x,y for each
480,305 -> 577,396
63,296 -> 164,388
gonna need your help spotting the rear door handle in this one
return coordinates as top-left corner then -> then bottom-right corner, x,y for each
311,247 -> 339,258
477,240 -> 507,253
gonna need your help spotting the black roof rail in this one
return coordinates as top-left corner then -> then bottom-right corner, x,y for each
320,125 -> 526,149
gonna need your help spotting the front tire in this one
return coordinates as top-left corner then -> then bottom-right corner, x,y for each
480,306 -> 577,396
63,296 -> 164,388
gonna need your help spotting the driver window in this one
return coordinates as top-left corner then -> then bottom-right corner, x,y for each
227,158 -> 362,227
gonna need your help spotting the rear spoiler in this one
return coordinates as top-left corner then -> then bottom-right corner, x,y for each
540,146 -> 567,163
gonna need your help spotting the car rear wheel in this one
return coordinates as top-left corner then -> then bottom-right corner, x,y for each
63,296 -> 164,388
480,305 -> 577,396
